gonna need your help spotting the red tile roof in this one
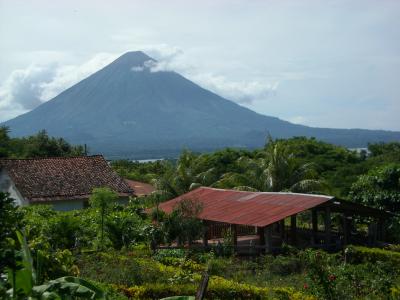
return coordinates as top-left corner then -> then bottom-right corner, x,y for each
158,187 -> 333,227
0,155 -> 133,203
125,179 -> 155,196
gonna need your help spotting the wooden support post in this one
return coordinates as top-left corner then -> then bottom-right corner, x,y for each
377,219 -> 385,241
265,224 -> 273,253
195,272 -> 209,300
232,224 -> 238,247
324,207 -> 331,249
257,226 -> 265,246
368,223 -> 377,246
202,220 -> 209,247
342,213 -> 349,246
290,214 -> 297,246
311,209 -> 318,245
279,220 -> 285,245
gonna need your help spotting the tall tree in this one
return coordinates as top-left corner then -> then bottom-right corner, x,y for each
89,187 -> 118,249
349,164 -> 400,212
0,126 -> 10,158
349,164 -> 400,242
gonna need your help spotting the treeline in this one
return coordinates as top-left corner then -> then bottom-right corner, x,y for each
0,127 -> 84,158
112,137 -> 400,240
112,136 -> 400,203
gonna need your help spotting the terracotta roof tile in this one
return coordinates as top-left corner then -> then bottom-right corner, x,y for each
0,155 -> 133,202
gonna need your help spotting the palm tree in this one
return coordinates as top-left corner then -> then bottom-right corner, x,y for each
213,156 -> 269,191
264,141 -> 322,193
152,150 -> 214,200
216,141 -> 322,193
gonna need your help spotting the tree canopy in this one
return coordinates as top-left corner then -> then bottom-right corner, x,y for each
0,127 -> 84,158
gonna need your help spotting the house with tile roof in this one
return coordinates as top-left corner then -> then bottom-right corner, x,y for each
0,155 -> 134,210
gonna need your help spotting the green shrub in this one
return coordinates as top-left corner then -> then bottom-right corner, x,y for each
265,255 -> 304,276
45,214 -> 81,249
391,286 -> 400,299
90,281 -> 129,300
119,283 -> 194,299
334,261 -> 395,299
301,248 -> 398,299
118,276 -> 314,300
345,245 -> 400,265
385,244 -> 400,253
76,252 -> 182,286
206,257 -> 233,276
154,249 -> 187,260
106,211 -> 147,249
301,249 -> 339,300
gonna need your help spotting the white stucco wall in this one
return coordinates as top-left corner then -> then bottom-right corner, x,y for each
0,169 -> 27,206
50,199 -> 85,211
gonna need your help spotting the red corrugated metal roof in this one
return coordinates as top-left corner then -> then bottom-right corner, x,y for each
158,187 -> 333,227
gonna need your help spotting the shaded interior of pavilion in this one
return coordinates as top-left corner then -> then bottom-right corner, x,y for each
201,199 -> 391,254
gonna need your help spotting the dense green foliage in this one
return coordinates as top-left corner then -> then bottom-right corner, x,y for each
89,187 -> 119,249
113,137 -> 400,200
0,192 -> 24,298
2,134 -> 400,298
0,192 -> 23,247
74,247 -> 400,300
349,163 -> 400,212
0,127 -> 84,158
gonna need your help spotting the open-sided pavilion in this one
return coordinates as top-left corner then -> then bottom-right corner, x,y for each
158,187 -> 392,253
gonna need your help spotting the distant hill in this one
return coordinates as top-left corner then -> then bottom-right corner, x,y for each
3,51 -> 400,159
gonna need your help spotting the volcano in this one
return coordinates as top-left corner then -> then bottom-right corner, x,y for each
3,51 -> 400,158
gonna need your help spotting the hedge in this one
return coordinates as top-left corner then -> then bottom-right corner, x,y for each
391,286 -> 400,299
345,245 -> 400,265
117,276 -> 314,300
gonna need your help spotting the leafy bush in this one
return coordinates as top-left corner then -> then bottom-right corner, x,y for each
385,244 -> 400,253
154,249 -> 187,260
119,283 -> 195,299
76,252 -> 180,286
0,192 -> 24,244
301,248 -> 399,300
333,261 -> 395,299
118,276 -> 314,300
265,255 -> 304,276
106,210 -> 147,250
301,249 -> 339,300
391,286 -> 400,299
345,245 -> 400,265
161,198 -> 203,246
45,214 -> 82,249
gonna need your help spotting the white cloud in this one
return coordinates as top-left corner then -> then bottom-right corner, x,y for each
137,46 -> 280,104
0,65 -> 52,108
288,116 -> 308,125
0,65 -> 55,122
38,52 -> 118,101
0,53 -> 118,122
189,72 -> 279,104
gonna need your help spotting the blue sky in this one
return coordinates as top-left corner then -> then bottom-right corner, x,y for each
0,0 -> 399,130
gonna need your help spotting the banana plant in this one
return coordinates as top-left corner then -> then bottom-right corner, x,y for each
6,231 -> 106,299
160,297 -> 195,300
31,276 -> 106,299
